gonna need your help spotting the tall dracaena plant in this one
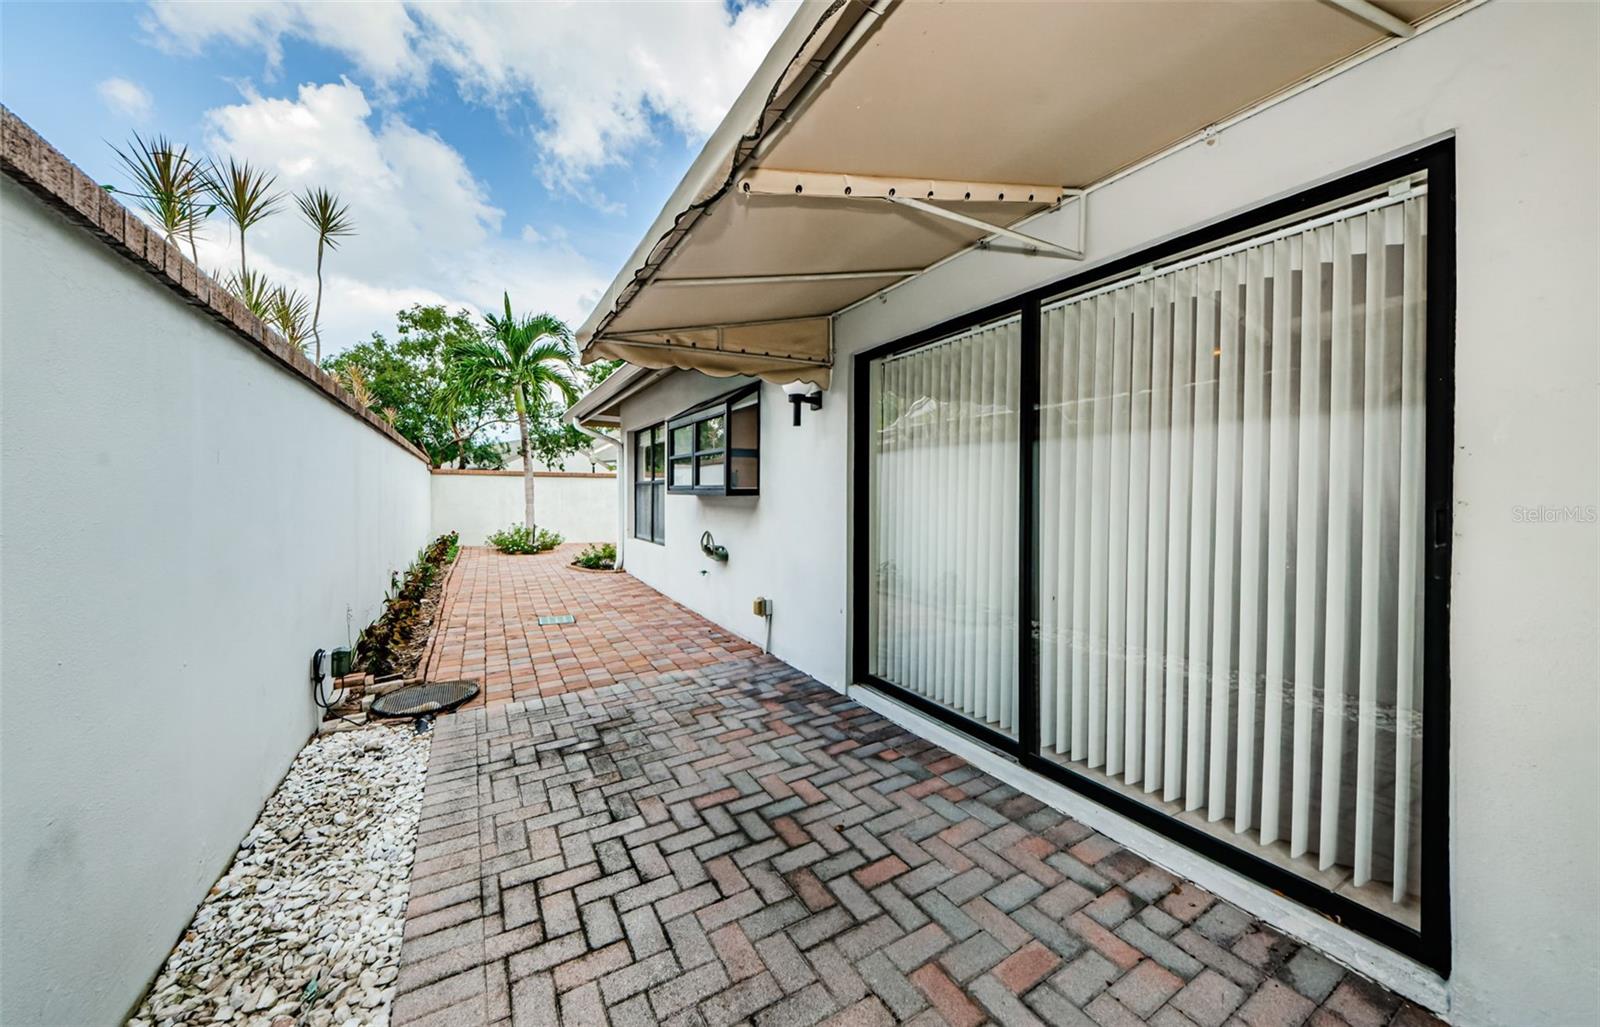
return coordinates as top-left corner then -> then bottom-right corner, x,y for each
269,284 -> 313,353
204,157 -> 282,279
294,187 -> 355,363
450,294 -> 579,531
225,267 -> 274,319
109,133 -> 210,264
340,363 -> 377,410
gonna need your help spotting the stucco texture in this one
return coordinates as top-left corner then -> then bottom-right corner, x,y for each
0,178 -> 432,1025
613,4 -> 1600,1022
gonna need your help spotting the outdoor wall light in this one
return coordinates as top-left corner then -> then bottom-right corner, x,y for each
783,380 -> 823,426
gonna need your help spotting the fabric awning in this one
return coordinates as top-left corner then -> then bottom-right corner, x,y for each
577,0 -> 1461,389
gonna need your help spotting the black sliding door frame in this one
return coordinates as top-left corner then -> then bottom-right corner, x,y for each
850,139 -> 1455,975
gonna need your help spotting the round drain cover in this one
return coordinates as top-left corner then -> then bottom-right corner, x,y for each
370,680 -> 479,719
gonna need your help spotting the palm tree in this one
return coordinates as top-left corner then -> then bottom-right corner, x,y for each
429,378 -> 474,469
450,294 -> 579,531
269,284 -> 313,352
204,157 -> 282,279
294,187 -> 355,363
109,133 -> 210,264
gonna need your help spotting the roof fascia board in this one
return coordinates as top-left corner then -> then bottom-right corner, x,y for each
565,363 -> 670,425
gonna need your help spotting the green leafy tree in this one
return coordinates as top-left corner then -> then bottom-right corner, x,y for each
449,294 -> 580,531
585,358 -> 622,388
294,187 -> 355,363
526,420 -> 594,471
324,305 -> 511,467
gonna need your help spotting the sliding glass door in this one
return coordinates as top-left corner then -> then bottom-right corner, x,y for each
1035,190 -> 1429,925
866,317 -> 1020,739
855,143 -> 1451,967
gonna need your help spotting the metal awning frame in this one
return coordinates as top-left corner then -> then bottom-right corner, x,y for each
1323,0 -> 1416,38
738,167 -> 1086,260
580,0 -> 1480,366
886,193 -> 1084,260
652,269 -> 923,288
604,315 -> 834,370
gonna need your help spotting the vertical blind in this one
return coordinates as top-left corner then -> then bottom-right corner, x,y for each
869,317 -> 1020,735
1036,190 -> 1428,908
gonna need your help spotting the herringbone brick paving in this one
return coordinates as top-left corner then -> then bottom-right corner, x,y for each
419,546 -> 760,707
394,643 -> 1443,1026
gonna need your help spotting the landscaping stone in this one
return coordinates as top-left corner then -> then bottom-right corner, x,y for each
128,725 -> 429,1027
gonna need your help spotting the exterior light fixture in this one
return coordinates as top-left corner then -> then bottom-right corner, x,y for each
783,380 -> 823,426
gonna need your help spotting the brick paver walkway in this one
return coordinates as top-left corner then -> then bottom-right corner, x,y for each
420,546 -> 760,707
395,635 -> 1441,1025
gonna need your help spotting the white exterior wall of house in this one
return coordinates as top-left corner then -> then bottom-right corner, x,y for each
609,4 -> 1599,1023
618,370 -> 849,686
429,469 -> 618,547
0,177 -> 433,1026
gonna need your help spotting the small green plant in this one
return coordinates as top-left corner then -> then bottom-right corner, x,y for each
355,530 -> 459,677
487,524 -> 563,554
571,542 -> 616,570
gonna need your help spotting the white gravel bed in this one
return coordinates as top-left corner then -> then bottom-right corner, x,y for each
130,725 -> 430,1027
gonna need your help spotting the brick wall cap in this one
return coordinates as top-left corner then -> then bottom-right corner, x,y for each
0,104 -> 430,464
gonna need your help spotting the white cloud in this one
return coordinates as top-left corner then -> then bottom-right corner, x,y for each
98,77 -> 154,121
142,1 -> 795,190
141,1 -> 421,85
193,80 -> 606,355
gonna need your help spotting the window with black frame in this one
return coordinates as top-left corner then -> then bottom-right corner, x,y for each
667,385 -> 760,495
633,424 -> 665,544
854,142 -> 1454,969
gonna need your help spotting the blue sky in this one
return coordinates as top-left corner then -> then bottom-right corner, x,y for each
0,1 -> 792,354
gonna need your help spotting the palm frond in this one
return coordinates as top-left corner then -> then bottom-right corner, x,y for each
341,364 -> 376,408
205,157 -> 283,233
109,132 -> 209,243
224,268 -> 274,319
269,285 -> 313,351
295,187 -> 355,249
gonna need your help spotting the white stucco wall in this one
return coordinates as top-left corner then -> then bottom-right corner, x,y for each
619,372 -> 849,688
429,470 -> 618,547
613,4 -> 1599,1022
0,179 -> 433,1026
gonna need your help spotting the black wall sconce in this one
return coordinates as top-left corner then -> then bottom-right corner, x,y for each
782,380 -> 823,426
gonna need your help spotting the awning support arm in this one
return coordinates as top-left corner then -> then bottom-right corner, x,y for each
600,336 -> 833,370
653,269 -> 922,287
886,194 -> 1085,260
740,168 -> 1069,205
1320,0 -> 1414,37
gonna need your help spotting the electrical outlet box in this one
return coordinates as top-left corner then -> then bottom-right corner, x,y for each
752,597 -> 773,617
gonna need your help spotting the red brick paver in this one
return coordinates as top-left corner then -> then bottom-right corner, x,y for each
394,563 -> 1444,1026
419,545 -> 759,706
